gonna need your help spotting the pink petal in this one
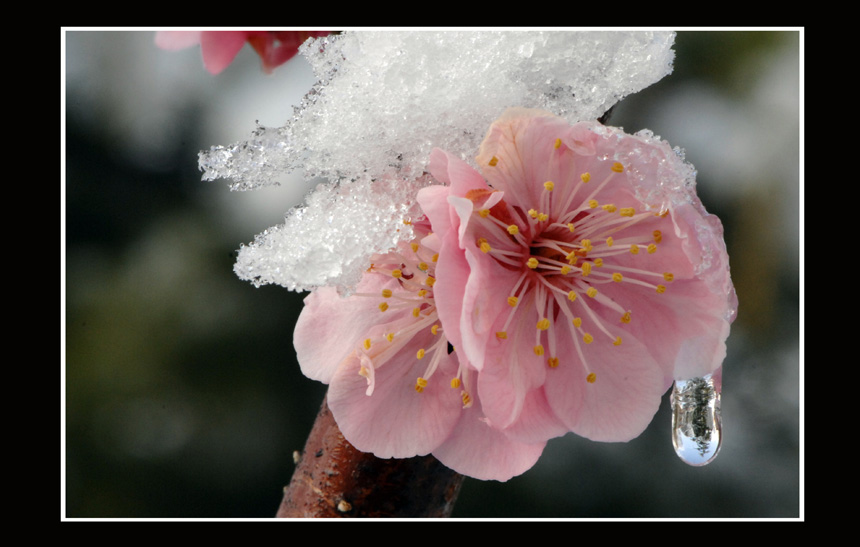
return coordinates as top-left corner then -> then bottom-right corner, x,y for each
543,328 -> 665,442
432,384 -> 546,482
199,31 -> 249,74
327,329 -> 462,459
294,274 -> 399,384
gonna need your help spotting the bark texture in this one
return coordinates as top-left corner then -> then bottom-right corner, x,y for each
276,396 -> 465,518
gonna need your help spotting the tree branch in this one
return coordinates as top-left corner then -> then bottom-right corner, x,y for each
276,395 -> 465,518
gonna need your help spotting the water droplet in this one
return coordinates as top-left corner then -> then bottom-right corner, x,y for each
671,372 -> 721,466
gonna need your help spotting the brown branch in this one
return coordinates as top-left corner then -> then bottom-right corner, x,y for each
276,395 -> 465,518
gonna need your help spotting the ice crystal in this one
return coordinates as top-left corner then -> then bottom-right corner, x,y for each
200,31 -> 676,292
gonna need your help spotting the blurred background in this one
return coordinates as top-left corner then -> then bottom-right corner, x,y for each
63,29 -> 801,518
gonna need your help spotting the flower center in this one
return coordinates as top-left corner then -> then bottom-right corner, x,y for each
473,152 -> 675,384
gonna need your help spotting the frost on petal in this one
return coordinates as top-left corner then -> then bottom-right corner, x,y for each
233,176 -> 425,293
203,31 -> 676,294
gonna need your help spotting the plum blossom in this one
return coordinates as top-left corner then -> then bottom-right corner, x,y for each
155,30 -> 330,74
293,108 -> 736,480
295,217 -> 546,480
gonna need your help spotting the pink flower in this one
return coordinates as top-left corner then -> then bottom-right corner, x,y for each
155,30 -> 330,74
294,108 -> 736,481
295,218 -> 546,480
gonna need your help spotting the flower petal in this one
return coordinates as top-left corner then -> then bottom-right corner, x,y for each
327,329 -> 461,459
432,386 -> 546,482
199,31 -> 249,75
544,328 -> 665,442
294,274 -> 400,384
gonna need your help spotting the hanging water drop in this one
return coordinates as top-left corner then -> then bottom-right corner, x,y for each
671,371 -> 722,466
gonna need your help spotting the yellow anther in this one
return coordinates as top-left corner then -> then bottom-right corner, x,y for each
363,338 -> 372,350
583,333 -> 594,344
587,287 -> 598,298
403,219 -> 412,226
412,307 -> 421,318
580,172 -> 591,183
647,244 -> 657,254
480,241 -> 492,253
537,318 -> 550,331
612,273 -> 623,282
538,213 -> 549,222
560,265 -> 571,275
386,333 -> 394,342
554,138 -> 562,149
417,289 -> 428,297
629,245 -> 639,255
426,276 -> 436,287
544,181 -> 555,192
507,296 -> 518,307
547,357 -> 559,368
533,345 -> 545,356
527,257 -> 539,269
488,156 -> 499,166
566,251 -> 577,264
496,331 -> 508,339
620,207 -> 635,217
479,208 -> 490,218
431,324 -> 439,335
653,230 -> 663,243
568,223 -> 575,232
432,253 -> 439,262
528,208 -> 539,218
613,336 -> 623,346
581,239 -> 592,251
416,348 -> 426,359
606,236 -> 614,247
588,199 -> 599,208
415,377 -> 428,392
410,242 -> 419,252
572,317 -> 582,328
656,284 -> 666,294
359,366 -> 370,378
602,204 -> 617,213
611,162 -> 624,173
586,372 -> 597,384
450,378 -> 461,389
507,224 -> 519,235
461,391 -> 472,407
659,209 -> 670,217
621,311 -> 632,324
379,302 -> 389,312
664,272 -> 674,282
568,291 -> 577,302
593,258 -> 603,267
392,269 -> 403,278
381,289 -> 393,298
419,262 -> 429,271
581,262 -> 592,276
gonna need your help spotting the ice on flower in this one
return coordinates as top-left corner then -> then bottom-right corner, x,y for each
201,31 -> 676,292
294,109 -> 736,480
